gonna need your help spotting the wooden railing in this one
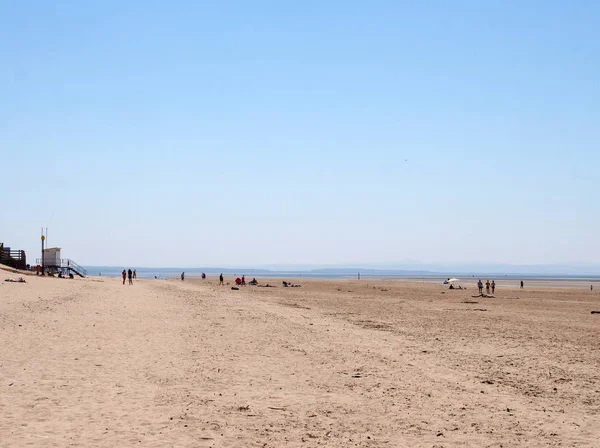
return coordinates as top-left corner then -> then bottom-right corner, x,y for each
0,249 -> 27,270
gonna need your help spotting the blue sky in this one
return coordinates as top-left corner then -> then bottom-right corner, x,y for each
1,1 -> 599,268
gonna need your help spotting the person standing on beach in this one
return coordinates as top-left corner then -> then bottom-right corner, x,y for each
591,285 -> 594,292
122,269 -> 126,285
520,280 -> 524,289
491,280 -> 496,294
181,272 -> 185,281
485,280 -> 491,294
242,275 -> 246,286
133,269 -> 136,279
128,269 -> 133,285
219,273 -> 224,285
477,279 -> 483,294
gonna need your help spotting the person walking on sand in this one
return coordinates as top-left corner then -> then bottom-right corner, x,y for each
520,280 -> 524,289
491,280 -> 496,294
122,269 -> 126,285
477,279 -> 483,294
128,269 -> 133,285
485,280 -> 491,294
219,273 -> 224,285
181,272 -> 185,281
133,269 -> 137,279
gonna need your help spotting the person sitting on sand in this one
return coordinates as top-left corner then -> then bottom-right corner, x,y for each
449,283 -> 455,289
249,278 -> 258,285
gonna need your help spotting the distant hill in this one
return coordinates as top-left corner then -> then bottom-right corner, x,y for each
308,268 -> 435,276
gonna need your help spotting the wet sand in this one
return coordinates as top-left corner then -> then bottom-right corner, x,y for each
1,268 -> 599,446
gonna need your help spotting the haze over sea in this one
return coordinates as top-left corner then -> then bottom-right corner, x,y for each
87,265 -> 600,280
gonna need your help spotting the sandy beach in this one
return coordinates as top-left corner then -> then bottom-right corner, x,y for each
1,267 -> 599,447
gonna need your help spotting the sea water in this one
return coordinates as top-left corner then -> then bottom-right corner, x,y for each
84,266 -> 600,281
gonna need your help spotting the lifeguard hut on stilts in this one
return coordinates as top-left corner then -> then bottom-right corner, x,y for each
36,229 -> 87,277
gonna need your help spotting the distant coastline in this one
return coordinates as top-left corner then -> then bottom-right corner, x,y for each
85,266 -> 600,281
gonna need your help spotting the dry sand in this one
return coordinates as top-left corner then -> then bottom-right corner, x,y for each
1,268 -> 599,447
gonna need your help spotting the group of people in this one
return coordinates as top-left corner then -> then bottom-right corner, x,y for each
117,271 -> 587,293
121,272 -> 306,288
477,279 -> 496,294
445,279 -> 530,293
234,275 -> 258,286
122,269 -> 136,285
181,272 -> 207,281
178,272 -> 247,286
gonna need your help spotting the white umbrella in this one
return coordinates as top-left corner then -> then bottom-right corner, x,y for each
443,278 -> 459,284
